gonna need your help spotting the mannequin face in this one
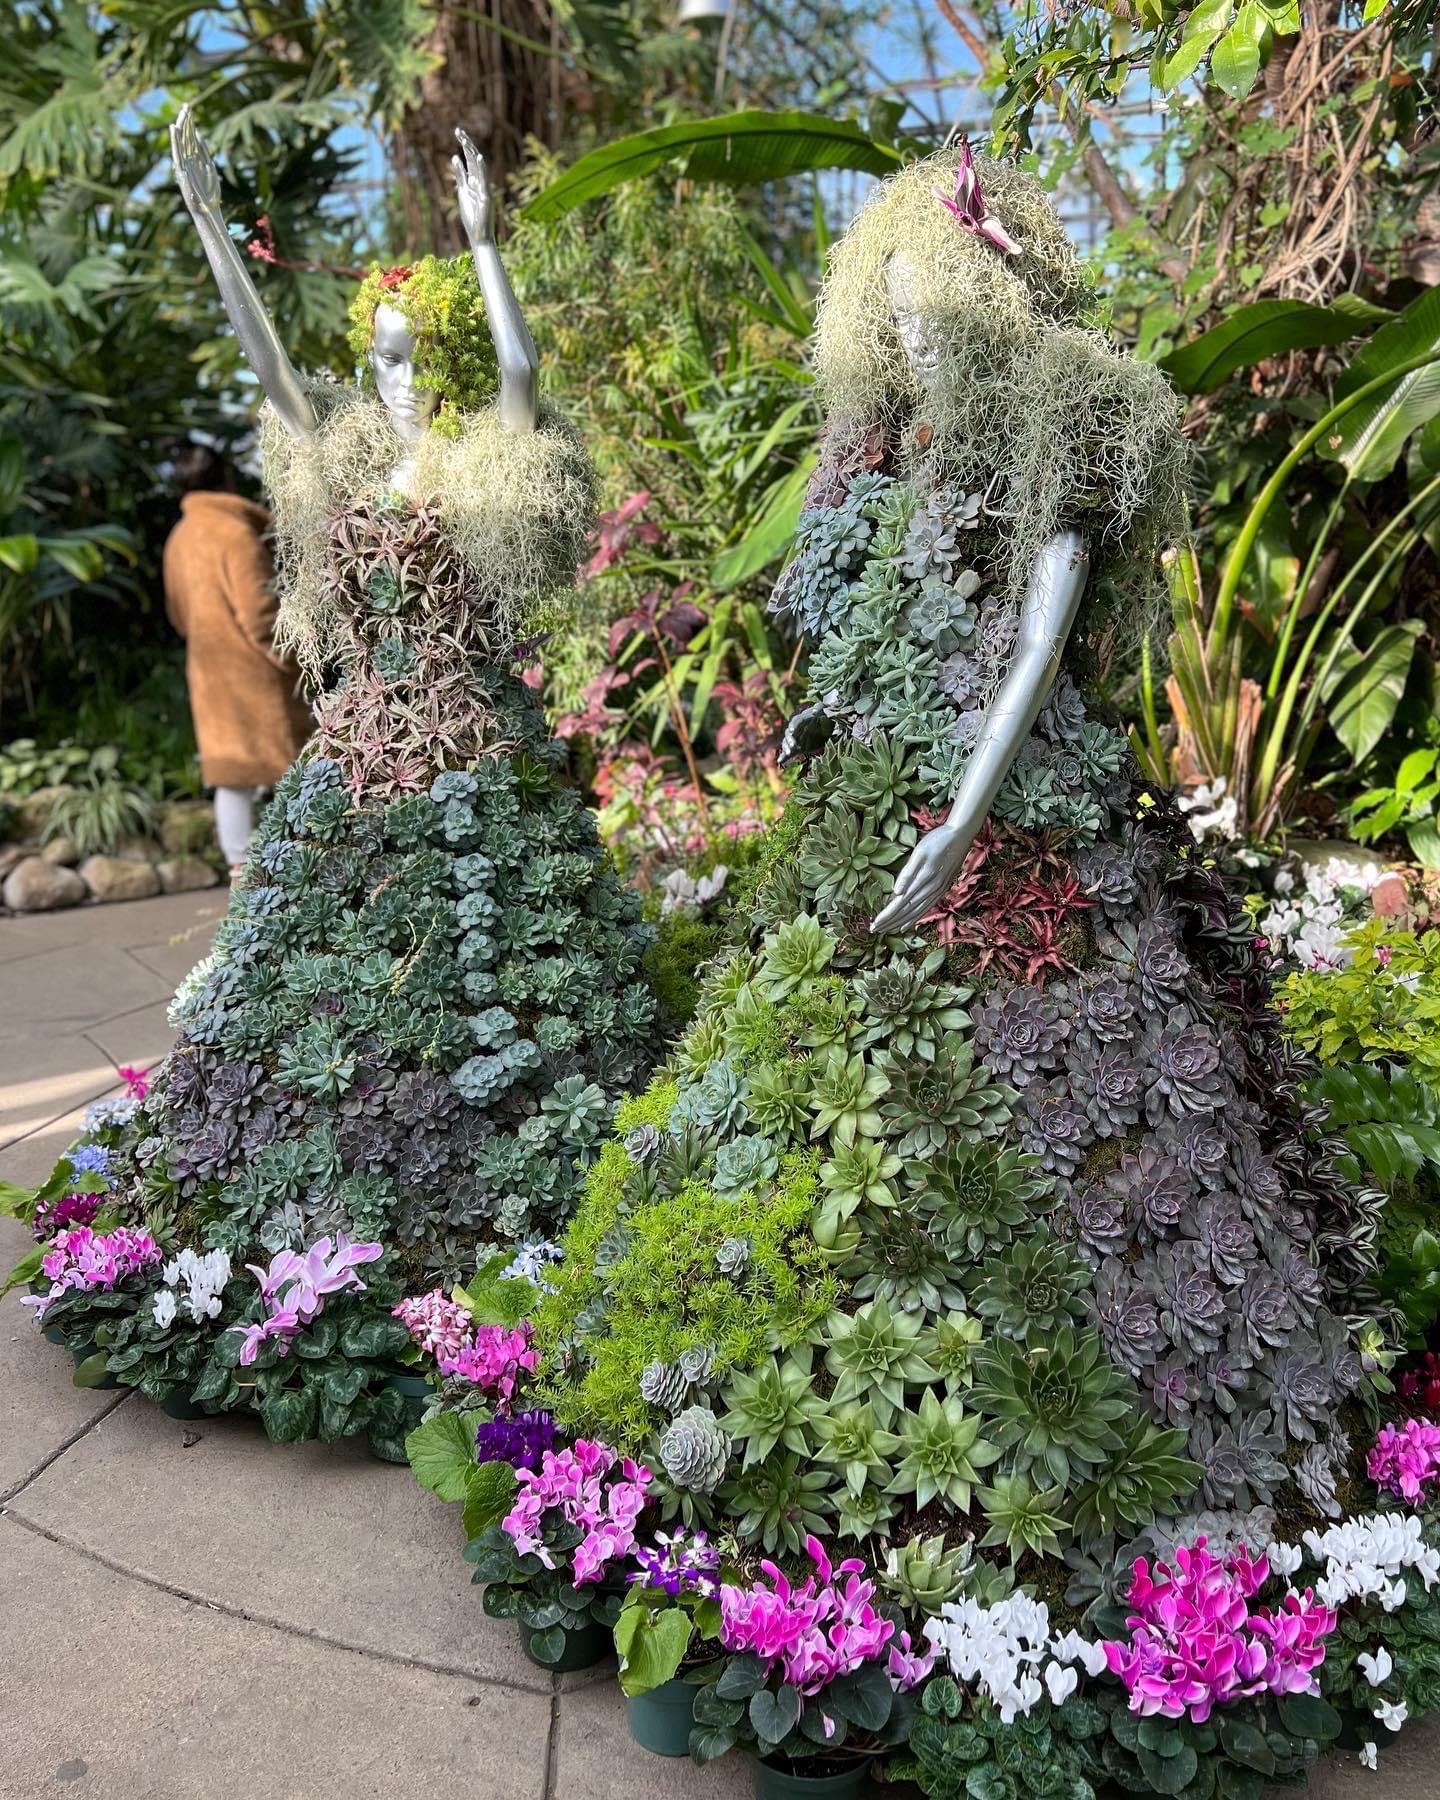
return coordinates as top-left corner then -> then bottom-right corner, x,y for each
370,302 -> 437,443
884,251 -> 941,380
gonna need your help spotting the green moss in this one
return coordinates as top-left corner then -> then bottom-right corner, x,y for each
348,255 -> 499,434
616,1082 -> 679,1135
536,1148 -> 835,1446
644,911 -> 727,1027
732,802 -> 806,920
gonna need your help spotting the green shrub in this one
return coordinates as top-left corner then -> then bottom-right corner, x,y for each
1280,918 -> 1440,1080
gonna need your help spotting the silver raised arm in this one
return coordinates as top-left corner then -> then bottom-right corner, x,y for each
169,106 -> 316,442
871,529 -> 1089,935
452,129 -> 538,435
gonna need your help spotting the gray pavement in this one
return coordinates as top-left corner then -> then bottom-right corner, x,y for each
0,895 -> 1431,1798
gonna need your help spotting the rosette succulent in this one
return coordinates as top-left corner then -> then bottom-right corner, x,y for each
660,1405 -> 731,1494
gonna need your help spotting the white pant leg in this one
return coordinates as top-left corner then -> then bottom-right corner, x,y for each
214,786 -> 257,867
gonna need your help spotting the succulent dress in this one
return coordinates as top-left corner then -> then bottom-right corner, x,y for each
57,396 -> 657,1292
538,411 -> 1377,1563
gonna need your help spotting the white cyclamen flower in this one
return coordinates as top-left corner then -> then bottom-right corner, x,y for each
152,1288 -> 178,1329
1357,1647 -> 1393,1687
1360,1743 -> 1378,1771
1373,1700 -> 1408,1733
1268,1541 -> 1303,1578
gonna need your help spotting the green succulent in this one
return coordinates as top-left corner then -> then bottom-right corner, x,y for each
840,1206 -> 968,1316
746,1060 -> 812,1141
273,1020 -> 357,1100
1070,1417 -> 1201,1546
931,1309 -> 985,1391
816,1140 -> 902,1240
784,974 -> 855,1052
673,1013 -> 727,1080
718,1349 -> 822,1467
973,1325 -> 1136,1491
915,1144 -> 1053,1261
970,1234 -> 1090,1341
797,801 -> 906,915
654,1124 -> 718,1194
829,734 -> 918,837
835,1486 -> 898,1541
824,1298 -> 940,1426
719,1451 -> 835,1555
977,1474 -> 1071,1564
811,1400 -> 893,1499
754,915 -> 836,1001
855,950 -> 971,1061
878,1533 -> 977,1617
721,983 -> 786,1067
809,1048 -> 889,1149
881,1387 -> 1000,1511
875,1043 -> 1015,1158
712,1133 -> 781,1198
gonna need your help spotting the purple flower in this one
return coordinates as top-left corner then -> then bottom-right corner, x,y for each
630,1528 -> 720,1598
932,140 -> 1022,257
33,1191 -> 101,1240
475,1409 -> 556,1472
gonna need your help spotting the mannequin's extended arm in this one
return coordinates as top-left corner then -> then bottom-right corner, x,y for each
871,528 -> 1089,935
169,107 -> 316,442
453,129 -> 538,435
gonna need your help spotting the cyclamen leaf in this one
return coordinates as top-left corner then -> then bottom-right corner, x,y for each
749,1683 -> 802,1745
461,1460 -> 518,1539
405,1410 -> 479,1503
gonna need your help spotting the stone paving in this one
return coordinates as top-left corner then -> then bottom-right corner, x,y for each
0,895 -> 1432,1798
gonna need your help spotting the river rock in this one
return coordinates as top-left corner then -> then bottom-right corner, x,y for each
78,855 -> 161,903
156,855 -> 220,894
158,800 -> 215,856
39,835 -> 80,866
3,856 -> 86,912
0,843 -> 30,879
10,785 -> 73,840
112,833 -> 165,864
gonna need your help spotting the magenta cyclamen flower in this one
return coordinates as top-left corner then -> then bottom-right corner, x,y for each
502,1439 -> 652,1587
1102,1539 -> 1336,1724
393,1289 -> 473,1360
1368,1418 -> 1440,1502
117,1063 -> 150,1100
437,1323 -> 537,1406
21,1224 -> 162,1320
230,1233 -> 383,1366
719,1536 -> 898,1718
33,1191 -> 102,1240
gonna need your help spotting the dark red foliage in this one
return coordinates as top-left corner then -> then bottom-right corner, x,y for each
918,820 -> 1092,986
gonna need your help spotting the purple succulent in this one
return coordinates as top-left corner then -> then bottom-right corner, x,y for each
1144,1021 -> 1226,1125
1228,1128 -> 1286,1223
1200,1339 -> 1254,1416
975,987 -> 1068,1088
1068,971 -> 1138,1050
1264,1349 -> 1332,1443
1155,1242 -> 1225,1355
1145,1357 -> 1194,1427
1235,1270 -> 1296,1355
1091,1256 -> 1165,1377
1074,847 -> 1140,920
1074,1042 -> 1145,1138
1017,1079 -> 1093,1177
1182,1193 -> 1258,1287
1068,1180 -> 1132,1258
1160,1114 -> 1230,1189
1108,1145 -> 1188,1243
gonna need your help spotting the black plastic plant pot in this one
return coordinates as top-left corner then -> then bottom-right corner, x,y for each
748,1757 -> 874,1799
159,1388 -> 209,1420
517,1616 -> 612,1673
70,1346 -> 123,1390
625,1678 -> 697,1756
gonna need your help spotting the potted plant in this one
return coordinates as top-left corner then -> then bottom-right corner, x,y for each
690,1535 -> 931,1796
463,1436 -> 652,1670
17,1218 -> 162,1390
615,1529 -> 725,1755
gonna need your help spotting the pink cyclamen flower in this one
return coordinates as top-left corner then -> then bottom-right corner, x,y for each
437,1322 -> 537,1406
393,1289 -> 473,1360
1102,1538 -> 1336,1725
21,1224 -> 162,1320
1369,1419 -> 1440,1502
229,1233 -> 383,1359
720,1535 -> 896,1707
116,1064 -> 150,1100
501,1440 -> 652,1586
933,139 -> 1022,257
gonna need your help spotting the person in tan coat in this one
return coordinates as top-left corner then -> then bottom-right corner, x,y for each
162,443 -> 313,871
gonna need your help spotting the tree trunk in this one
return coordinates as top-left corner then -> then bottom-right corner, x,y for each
390,0 -> 587,253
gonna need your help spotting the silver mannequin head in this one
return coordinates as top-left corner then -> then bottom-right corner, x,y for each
884,252 -> 941,381
371,302 -> 437,444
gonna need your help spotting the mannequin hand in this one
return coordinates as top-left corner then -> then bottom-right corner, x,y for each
779,701 -> 834,767
453,128 -> 495,244
871,820 -> 974,935
171,104 -> 221,215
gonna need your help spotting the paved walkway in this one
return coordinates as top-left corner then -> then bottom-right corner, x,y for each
0,896 -> 1431,1798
